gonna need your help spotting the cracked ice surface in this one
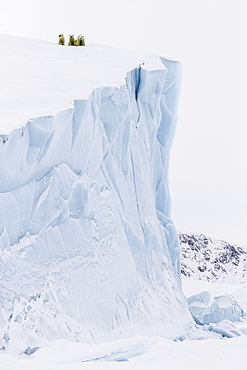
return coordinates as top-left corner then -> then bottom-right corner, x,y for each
0,36 -> 191,352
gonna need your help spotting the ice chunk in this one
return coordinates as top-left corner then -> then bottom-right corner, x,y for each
188,291 -> 246,325
208,320 -> 247,338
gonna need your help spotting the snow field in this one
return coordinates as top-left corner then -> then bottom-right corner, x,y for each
1,331 -> 247,370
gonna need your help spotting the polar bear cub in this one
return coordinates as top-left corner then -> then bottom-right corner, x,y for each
68,35 -> 76,46
58,34 -> 65,45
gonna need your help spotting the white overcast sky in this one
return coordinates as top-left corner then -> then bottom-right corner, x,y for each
0,0 -> 247,245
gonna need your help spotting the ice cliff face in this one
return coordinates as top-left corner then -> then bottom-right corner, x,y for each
0,36 -> 191,353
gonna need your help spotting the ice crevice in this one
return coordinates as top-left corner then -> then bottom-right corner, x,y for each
0,59 -> 192,352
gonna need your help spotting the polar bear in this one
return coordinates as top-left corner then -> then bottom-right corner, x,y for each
58,34 -> 65,45
76,34 -> 86,46
68,35 -> 75,46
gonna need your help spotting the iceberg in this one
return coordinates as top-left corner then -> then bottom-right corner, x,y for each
0,35 -> 191,353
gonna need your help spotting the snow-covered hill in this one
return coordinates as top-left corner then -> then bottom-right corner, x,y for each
180,232 -> 247,284
0,35 -> 191,353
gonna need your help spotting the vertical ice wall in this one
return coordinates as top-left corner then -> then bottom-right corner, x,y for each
0,60 -> 191,353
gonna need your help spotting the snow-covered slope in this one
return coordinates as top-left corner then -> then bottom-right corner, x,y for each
0,34 -> 166,135
180,233 -> 247,284
0,35 -> 191,353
